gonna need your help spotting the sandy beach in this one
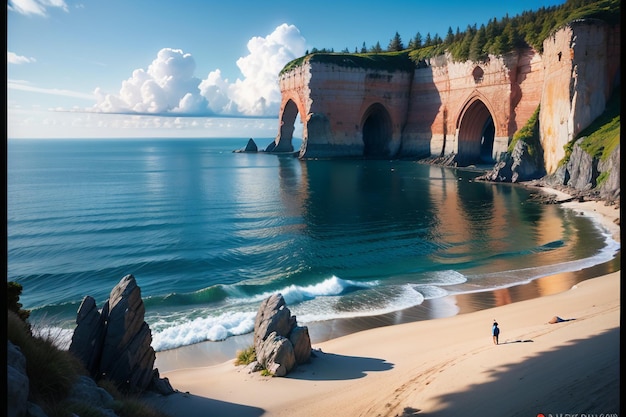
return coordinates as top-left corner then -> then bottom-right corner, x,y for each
145,198 -> 621,417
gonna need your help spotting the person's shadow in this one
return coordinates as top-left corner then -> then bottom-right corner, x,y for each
499,339 -> 534,344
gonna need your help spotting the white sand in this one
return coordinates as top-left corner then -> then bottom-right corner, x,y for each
144,194 -> 621,417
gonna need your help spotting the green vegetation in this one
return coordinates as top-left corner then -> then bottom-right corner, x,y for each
408,0 -> 619,64
497,89 -> 619,179
506,105 -> 545,168
387,31 -> 404,52
280,51 -> 414,76
234,345 -> 256,366
234,345 -> 274,376
7,282 -> 171,417
508,105 -> 541,155
281,0 -> 620,75
7,281 -> 31,324
561,90 -> 620,166
8,311 -> 85,407
575,91 -> 620,161
559,89 -> 619,187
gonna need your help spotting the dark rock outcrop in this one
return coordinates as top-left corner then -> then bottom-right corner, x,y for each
66,376 -> 117,417
474,136 -> 619,207
8,338 -> 123,417
597,144 -> 620,201
69,274 -> 174,394
69,295 -> 106,375
7,340 -> 30,417
477,139 -> 546,183
252,293 -> 311,376
541,140 -> 620,203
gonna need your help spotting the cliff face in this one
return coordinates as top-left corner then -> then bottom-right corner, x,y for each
540,19 -> 620,174
275,20 -> 619,199
279,58 -> 414,158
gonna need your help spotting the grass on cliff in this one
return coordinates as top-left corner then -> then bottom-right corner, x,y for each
561,90 -> 620,166
509,91 -> 619,170
508,105 -> 544,165
280,51 -> 415,76
7,282 -> 171,417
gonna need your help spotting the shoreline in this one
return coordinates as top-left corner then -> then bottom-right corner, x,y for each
147,193 -> 621,416
154,252 -> 620,372
154,193 -> 621,372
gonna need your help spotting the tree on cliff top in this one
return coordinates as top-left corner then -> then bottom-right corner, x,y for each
469,24 -> 487,62
370,41 -> 383,53
283,0 -> 619,72
407,0 -> 619,64
388,32 -> 404,52
408,32 -> 423,50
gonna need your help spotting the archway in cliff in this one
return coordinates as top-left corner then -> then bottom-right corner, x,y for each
274,99 -> 299,152
480,117 -> 495,163
361,103 -> 393,158
457,99 -> 496,165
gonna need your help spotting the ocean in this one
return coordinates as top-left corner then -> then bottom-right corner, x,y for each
7,137 -> 620,354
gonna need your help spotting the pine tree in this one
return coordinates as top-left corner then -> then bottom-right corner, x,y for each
387,31 -> 404,52
424,32 -> 432,47
370,41 -> 383,53
445,26 -> 455,45
410,32 -> 422,49
469,24 -> 487,62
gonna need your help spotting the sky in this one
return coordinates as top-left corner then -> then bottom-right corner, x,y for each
7,0 -> 567,139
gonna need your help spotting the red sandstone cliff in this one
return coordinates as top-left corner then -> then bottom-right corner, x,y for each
274,19 -> 619,198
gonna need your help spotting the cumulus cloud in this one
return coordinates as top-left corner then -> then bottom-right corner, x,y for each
93,23 -> 307,118
226,23 -> 307,116
8,52 -> 37,65
8,0 -> 68,16
94,48 -> 209,115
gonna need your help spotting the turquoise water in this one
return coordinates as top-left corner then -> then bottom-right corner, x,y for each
7,138 -> 620,351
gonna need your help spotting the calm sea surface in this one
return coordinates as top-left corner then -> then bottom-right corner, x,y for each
7,138 -> 620,352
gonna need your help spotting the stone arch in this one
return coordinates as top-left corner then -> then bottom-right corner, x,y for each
360,103 -> 393,158
455,93 -> 499,164
273,96 -> 306,152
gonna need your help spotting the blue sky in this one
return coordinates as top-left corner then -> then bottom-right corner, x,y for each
8,0 -> 566,139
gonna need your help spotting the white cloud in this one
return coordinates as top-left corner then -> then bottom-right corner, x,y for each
198,69 -> 235,115
8,0 -> 68,16
227,23 -> 307,116
7,52 -> 37,65
93,23 -> 307,118
94,48 -> 209,115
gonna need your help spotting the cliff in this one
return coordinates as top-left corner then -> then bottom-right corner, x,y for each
274,19 -> 620,203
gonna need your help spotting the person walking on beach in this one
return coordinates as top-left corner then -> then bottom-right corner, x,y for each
492,320 -> 500,345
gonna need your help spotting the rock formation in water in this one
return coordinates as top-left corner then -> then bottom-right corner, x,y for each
234,138 -> 259,153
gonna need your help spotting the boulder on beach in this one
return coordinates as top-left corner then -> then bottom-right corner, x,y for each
252,293 -> 311,376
